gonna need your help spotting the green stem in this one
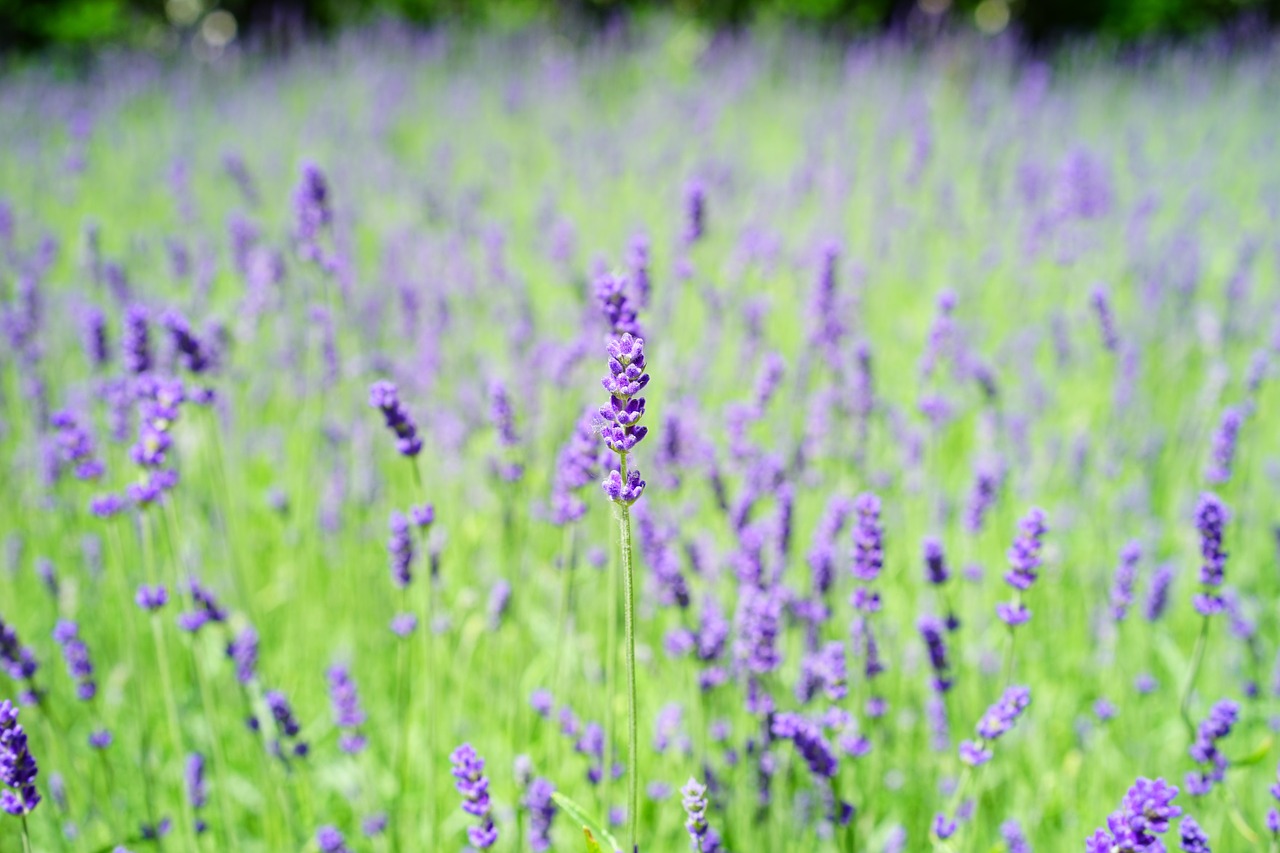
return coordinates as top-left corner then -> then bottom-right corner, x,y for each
140,512 -> 199,849
394,586 -> 410,853
1180,616 -> 1211,737
20,815 -> 32,853
410,458 -> 437,848
616,454 -> 639,853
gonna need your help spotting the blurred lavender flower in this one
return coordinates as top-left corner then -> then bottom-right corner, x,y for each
226,628 -> 258,684
387,511 -> 414,589
121,304 -> 151,375
327,663 -> 367,755
315,826 -> 350,853
186,753 -> 207,834
1090,285 -> 1119,353
1204,408 -> 1243,485
369,381 -> 422,457
51,621 -> 96,701
524,777 -> 556,852
595,271 -> 642,338
1186,700 -> 1237,796
997,508 -> 1048,627
1192,493 -> 1228,616
1109,541 -> 1142,622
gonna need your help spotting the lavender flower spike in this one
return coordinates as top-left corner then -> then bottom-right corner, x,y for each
1192,493 -> 1228,616
680,777 -> 724,852
450,743 -> 498,849
600,333 -> 650,506
0,700 -> 40,816
368,381 -> 422,457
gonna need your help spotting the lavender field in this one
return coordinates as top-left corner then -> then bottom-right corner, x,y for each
2,23 -> 1280,852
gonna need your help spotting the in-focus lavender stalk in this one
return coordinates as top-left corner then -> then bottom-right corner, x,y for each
680,777 -> 724,852
598,332 -> 650,853
1084,778 -> 1180,851
0,700 -> 40,823
450,743 -> 498,849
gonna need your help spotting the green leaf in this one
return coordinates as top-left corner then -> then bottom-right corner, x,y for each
583,827 -> 604,853
1230,735 -> 1273,767
552,792 -> 622,853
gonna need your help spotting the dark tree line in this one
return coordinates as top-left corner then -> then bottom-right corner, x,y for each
3,0 -> 1279,52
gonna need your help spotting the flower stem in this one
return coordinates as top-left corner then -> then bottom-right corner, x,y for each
1180,615 -> 1211,738
20,815 -> 32,853
411,459 -> 437,848
616,462 -> 640,853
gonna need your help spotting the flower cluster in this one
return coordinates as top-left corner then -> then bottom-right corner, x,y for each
177,579 -> 228,633
1186,700 -> 1237,796
523,777 -> 556,852
959,685 -> 1031,766
0,618 -> 39,703
595,271 -> 642,338
1109,540 -> 1143,622
52,620 -> 96,701
599,333 -> 649,505
450,743 -> 498,849
1084,777 -> 1181,851
265,690 -> 308,759
368,381 -> 422,458
0,700 -> 39,816
997,507 -> 1048,626
680,777 -> 724,852
327,663 -> 367,755
1192,493 -> 1228,616
1205,407 -> 1243,485
186,753 -> 208,834
550,407 -> 599,525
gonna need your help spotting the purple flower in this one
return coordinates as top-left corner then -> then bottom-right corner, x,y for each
918,616 -> 953,693
1187,700 -> 1238,796
599,333 -> 649,505
315,826 -> 350,853
550,407 -> 598,525
52,620 -> 96,701
998,508 -> 1048,626
734,585 -> 781,675
387,511 -> 414,589
176,579 -> 227,633
121,304 -> 151,375
89,729 -> 112,749
293,162 -> 332,262
680,777 -> 724,852
1091,285 -> 1120,353
1001,820 -> 1030,852
368,381 -> 422,457
450,743 -> 498,849
1109,540 -> 1143,622
850,493 -> 883,584
81,305 -> 110,368
595,271 -> 642,338
1,618 -> 39,694
0,700 -> 40,816
1145,563 -> 1175,622
772,712 -> 839,782
1205,407 -> 1243,485
923,536 -> 949,586
1192,493 -> 1228,616
683,180 -> 706,245
1180,816 -> 1209,852
162,311 -> 211,375
524,777 -> 556,852
265,690 -> 307,758
932,813 -> 957,840
135,584 -> 168,612
226,628 -> 258,684
327,663 -> 366,755
186,753 -> 207,834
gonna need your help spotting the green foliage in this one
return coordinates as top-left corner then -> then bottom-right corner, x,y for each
552,792 -> 623,853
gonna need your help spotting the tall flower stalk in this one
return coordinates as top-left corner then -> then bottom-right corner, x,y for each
599,332 -> 650,853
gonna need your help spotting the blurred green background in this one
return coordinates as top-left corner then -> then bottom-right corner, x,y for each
1,0 -> 1278,54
